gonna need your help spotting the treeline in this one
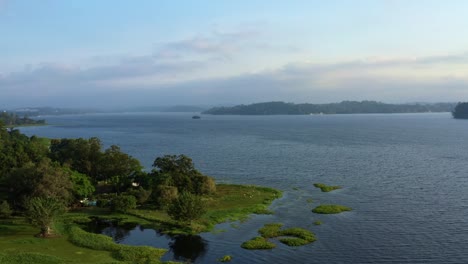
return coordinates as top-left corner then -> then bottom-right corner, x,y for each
452,102 -> 468,119
0,112 -> 45,126
203,101 -> 456,115
0,124 -> 214,235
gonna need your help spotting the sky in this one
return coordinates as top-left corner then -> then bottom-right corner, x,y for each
1,0 -> 468,108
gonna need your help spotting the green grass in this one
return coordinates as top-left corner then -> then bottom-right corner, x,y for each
241,237 -> 276,250
0,218 -> 171,264
0,219 -> 123,264
124,184 -> 282,234
313,183 -> 342,192
313,220 -> 322,225
312,204 -> 352,214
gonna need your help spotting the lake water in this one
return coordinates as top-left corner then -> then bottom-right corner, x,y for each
20,112 -> 468,263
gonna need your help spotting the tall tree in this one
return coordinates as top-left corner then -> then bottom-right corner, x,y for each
99,145 -> 143,193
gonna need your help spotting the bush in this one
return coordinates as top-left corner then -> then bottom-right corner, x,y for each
111,195 -> 137,213
0,200 -> 12,218
156,185 -> 178,209
241,237 -> 276,250
312,204 -> 352,214
127,187 -> 152,205
167,192 -> 206,222
193,175 -> 216,195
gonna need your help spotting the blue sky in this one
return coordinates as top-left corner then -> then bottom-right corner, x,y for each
1,0 -> 468,107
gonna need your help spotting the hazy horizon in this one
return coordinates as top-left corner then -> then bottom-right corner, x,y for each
2,1 -> 468,108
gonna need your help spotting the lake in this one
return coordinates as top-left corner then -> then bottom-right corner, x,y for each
20,112 -> 468,263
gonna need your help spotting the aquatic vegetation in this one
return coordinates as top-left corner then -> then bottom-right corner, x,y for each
313,220 -> 322,225
241,237 -> 276,250
313,183 -> 342,192
218,255 -> 233,262
312,204 -> 352,214
242,223 -> 316,249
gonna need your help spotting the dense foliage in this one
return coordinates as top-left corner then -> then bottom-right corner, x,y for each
0,122 -> 216,233
203,101 -> 455,115
452,102 -> 468,119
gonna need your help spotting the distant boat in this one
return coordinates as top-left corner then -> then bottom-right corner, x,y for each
192,115 -> 201,119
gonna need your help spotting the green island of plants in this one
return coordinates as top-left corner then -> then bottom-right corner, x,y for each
313,183 -> 342,192
312,204 -> 352,214
241,223 -> 316,250
0,124 -> 282,263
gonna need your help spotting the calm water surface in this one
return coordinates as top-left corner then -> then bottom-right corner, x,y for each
21,112 -> 468,263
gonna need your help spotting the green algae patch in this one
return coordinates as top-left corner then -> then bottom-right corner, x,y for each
312,204 -> 352,214
313,183 -> 342,192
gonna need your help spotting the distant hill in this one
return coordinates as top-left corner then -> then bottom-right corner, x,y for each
203,101 -> 456,115
452,102 -> 468,119
0,111 -> 45,126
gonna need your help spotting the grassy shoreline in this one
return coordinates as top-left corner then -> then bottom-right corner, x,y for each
0,184 -> 282,263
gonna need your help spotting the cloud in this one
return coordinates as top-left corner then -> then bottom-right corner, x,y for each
1,49 -> 468,108
154,29 -> 263,60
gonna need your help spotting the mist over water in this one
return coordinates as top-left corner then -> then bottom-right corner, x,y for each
21,112 -> 468,263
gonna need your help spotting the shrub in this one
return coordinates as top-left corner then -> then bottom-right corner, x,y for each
111,195 -> 137,213
167,192 -> 206,222
193,175 -> 217,195
156,185 -> 178,209
241,237 -> 276,250
0,200 -> 12,218
312,204 -> 352,214
127,187 -> 152,205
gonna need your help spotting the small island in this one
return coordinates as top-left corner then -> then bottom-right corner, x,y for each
313,183 -> 342,192
312,204 -> 352,214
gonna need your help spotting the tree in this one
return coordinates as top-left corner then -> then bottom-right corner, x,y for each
100,145 -> 143,193
25,197 -> 65,237
151,155 -> 216,195
6,159 -> 73,207
49,137 -> 102,180
110,195 -> 137,213
452,102 -> 468,119
68,168 -> 95,199
167,192 -> 206,223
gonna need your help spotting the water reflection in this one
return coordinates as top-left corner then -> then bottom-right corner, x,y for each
85,217 -> 208,263
169,235 -> 207,262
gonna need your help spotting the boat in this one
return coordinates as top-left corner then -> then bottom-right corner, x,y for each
192,115 -> 201,119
